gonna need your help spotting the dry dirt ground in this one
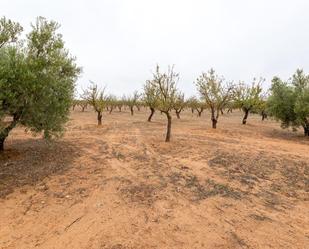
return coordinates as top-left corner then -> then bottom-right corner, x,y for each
0,108 -> 308,249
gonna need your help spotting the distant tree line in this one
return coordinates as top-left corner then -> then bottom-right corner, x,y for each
80,66 -> 308,142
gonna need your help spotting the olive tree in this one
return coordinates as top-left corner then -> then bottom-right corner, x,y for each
0,17 -> 80,151
267,69 -> 309,136
83,82 -> 107,125
147,65 -> 179,142
196,69 -> 234,128
234,78 -> 264,124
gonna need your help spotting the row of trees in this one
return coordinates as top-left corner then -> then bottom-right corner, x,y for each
82,67 -> 308,142
81,67 -> 267,141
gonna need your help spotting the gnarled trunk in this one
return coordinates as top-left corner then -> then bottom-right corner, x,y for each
212,119 -> 217,129
242,109 -> 249,125
130,106 -> 134,116
97,112 -> 102,125
165,112 -> 172,142
148,107 -> 155,122
175,110 -> 181,119
211,108 -> 217,129
196,107 -> 203,117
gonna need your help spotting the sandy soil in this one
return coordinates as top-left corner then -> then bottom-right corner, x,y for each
0,107 -> 308,249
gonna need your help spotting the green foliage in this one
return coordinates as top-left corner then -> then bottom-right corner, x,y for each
0,16 -> 23,48
0,17 -> 81,150
267,69 -> 309,135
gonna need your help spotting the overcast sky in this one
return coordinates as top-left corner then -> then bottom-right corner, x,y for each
3,0 -> 309,96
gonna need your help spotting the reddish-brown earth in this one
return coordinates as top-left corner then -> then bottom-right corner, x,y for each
0,108 -> 308,249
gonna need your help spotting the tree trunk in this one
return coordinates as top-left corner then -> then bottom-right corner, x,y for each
242,109 -> 249,125
220,108 -> 224,115
0,137 -> 5,151
0,115 -> 19,151
191,108 -> 194,114
175,110 -> 181,119
165,112 -> 172,142
118,106 -> 122,112
211,108 -> 217,129
148,107 -> 155,122
212,119 -> 217,129
137,106 -> 141,111
261,111 -> 267,121
130,106 -> 134,116
196,107 -> 203,117
109,107 -> 113,114
97,112 -> 102,125
82,106 -> 86,112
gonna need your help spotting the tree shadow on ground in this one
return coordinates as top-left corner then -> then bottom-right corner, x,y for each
0,138 -> 80,198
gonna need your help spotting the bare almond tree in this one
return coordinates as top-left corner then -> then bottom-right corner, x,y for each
234,78 -> 264,124
173,92 -> 186,119
147,65 -> 179,142
126,91 -> 140,116
196,69 -> 234,128
82,82 -> 107,125
143,79 -> 159,122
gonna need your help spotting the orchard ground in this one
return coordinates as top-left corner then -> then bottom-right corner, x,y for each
0,108 -> 308,249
